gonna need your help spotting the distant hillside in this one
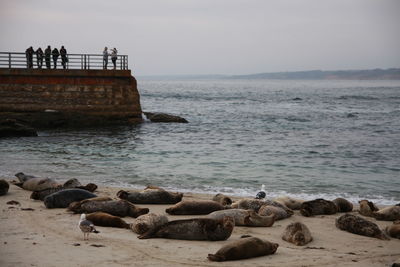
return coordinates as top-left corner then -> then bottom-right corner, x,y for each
229,68 -> 400,80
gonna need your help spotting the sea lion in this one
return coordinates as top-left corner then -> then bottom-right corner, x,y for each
0,179 -> 9,196
358,200 -> 379,217
300,199 -> 337,217
138,217 -> 234,241
212,194 -> 233,206
208,209 -> 274,227
282,222 -> 313,246
335,214 -> 388,240
117,188 -> 183,204
86,212 -> 130,229
131,213 -> 169,234
274,196 -> 304,210
373,206 -> 400,221
232,198 -> 292,213
44,189 -> 97,208
332,198 -> 353,212
258,205 -> 292,220
385,221 -> 400,239
68,199 -> 148,218
165,200 -> 225,215
207,237 -> 279,261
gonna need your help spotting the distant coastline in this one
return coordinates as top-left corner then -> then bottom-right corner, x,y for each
138,68 -> 400,80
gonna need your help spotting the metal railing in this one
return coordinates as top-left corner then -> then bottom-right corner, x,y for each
0,52 -> 129,70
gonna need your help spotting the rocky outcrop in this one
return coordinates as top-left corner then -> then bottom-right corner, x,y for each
144,112 -> 188,123
0,119 -> 37,137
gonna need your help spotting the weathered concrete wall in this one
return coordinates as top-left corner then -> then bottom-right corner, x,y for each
0,69 -> 142,126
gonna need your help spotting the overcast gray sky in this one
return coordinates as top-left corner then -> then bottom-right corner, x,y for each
1,0 -> 399,75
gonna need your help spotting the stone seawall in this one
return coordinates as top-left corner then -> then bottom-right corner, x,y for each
0,69 -> 142,127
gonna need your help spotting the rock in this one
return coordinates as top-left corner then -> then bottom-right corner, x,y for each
144,112 -> 188,123
0,119 -> 37,137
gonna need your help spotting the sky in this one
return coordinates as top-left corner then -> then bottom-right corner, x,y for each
0,0 -> 399,75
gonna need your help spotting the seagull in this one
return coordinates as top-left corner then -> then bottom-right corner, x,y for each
78,214 -> 99,240
255,184 -> 266,199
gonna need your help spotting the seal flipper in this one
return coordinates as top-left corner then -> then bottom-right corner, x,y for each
207,254 -> 224,262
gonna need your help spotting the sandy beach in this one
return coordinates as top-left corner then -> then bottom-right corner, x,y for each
0,180 -> 399,267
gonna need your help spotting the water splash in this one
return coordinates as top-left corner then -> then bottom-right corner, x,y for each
141,113 -> 150,122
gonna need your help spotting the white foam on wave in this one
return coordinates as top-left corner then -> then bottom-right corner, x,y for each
141,113 -> 150,122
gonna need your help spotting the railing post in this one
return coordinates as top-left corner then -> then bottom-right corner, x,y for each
88,55 -> 90,69
9,53 -> 11,68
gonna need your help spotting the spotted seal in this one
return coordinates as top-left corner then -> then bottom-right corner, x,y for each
208,209 -> 274,227
282,222 -> 313,246
300,199 -> 337,217
335,214 -> 388,240
212,194 -> 233,206
43,189 -> 97,208
117,188 -> 183,204
385,221 -> 400,239
358,200 -> 379,217
274,196 -> 304,210
86,212 -> 131,229
258,205 -> 292,220
332,198 -> 353,212
373,206 -> 400,221
31,181 -> 98,201
131,213 -> 169,234
165,200 -> 225,215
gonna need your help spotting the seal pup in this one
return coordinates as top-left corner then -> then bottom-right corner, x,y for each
385,221 -> 400,239
78,214 -> 99,240
282,222 -> 313,246
300,199 -> 337,217
208,209 -> 274,227
232,198 -> 292,213
166,200 -> 225,215
212,193 -> 233,206
373,206 -> 400,221
274,196 -> 304,210
69,199 -> 148,218
0,179 -> 9,196
44,189 -> 97,208
208,237 -> 278,261
117,188 -> 183,204
258,205 -> 292,220
131,213 -> 169,234
358,200 -> 379,217
335,214 -> 388,240
86,212 -> 130,229
138,217 -> 235,241
332,198 -> 353,212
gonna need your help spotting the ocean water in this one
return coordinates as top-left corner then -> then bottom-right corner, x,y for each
1,79 -> 400,204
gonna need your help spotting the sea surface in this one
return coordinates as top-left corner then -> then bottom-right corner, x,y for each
1,79 -> 400,204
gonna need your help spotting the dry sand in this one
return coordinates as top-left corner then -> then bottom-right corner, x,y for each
0,181 -> 399,267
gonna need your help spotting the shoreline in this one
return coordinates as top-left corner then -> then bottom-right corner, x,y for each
1,179 -> 399,266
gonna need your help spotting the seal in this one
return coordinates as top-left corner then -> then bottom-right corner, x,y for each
131,213 -> 169,234
335,214 -> 389,240
0,179 -> 9,196
332,198 -> 353,212
258,205 -> 292,220
274,196 -> 304,210
282,222 -> 313,246
86,212 -> 131,229
63,179 -> 97,192
207,237 -> 279,261
232,198 -> 292,213
138,217 -> 234,240
358,200 -> 379,217
300,199 -> 337,217
117,188 -> 183,204
373,206 -> 400,221
19,177 -> 61,191
212,194 -> 233,206
165,200 -> 225,215
31,182 -> 98,201
208,209 -> 274,227
15,172 -> 36,183
385,221 -> 400,239
68,199 -> 149,218
44,189 -> 97,208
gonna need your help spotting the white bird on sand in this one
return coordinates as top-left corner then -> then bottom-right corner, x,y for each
255,184 -> 266,199
78,214 -> 99,240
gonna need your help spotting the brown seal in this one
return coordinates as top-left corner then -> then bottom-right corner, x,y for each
138,217 -> 235,241
258,205 -> 292,220
207,237 -> 279,261
385,221 -> 400,239
373,206 -> 400,221
20,177 -> 60,191
332,198 -> 353,212
0,179 -> 9,196
274,196 -> 304,210
300,199 -> 337,217
68,199 -> 149,218
212,193 -> 233,206
208,209 -> 274,227
232,198 -> 292,213
131,213 -> 169,234
335,214 -> 388,240
86,212 -> 130,229
358,199 -> 379,217
282,222 -> 313,246
117,188 -> 183,204
165,200 -> 225,215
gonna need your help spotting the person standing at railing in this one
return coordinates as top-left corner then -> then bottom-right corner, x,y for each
103,47 -> 109,69
36,47 -> 43,69
111,48 -> 118,70
60,46 -> 68,69
52,47 -> 59,69
45,46 -> 51,69
25,46 -> 34,68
